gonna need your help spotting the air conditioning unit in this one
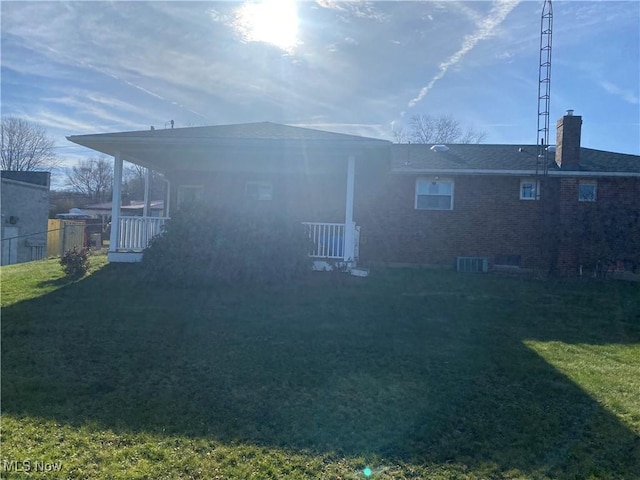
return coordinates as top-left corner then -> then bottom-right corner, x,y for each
456,257 -> 488,273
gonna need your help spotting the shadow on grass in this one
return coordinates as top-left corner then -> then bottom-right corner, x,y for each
2,265 -> 639,477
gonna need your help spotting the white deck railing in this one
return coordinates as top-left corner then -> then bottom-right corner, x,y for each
118,216 -> 168,251
115,218 -> 357,260
303,222 -> 352,259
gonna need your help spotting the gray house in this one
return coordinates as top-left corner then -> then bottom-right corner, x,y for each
1,171 -> 50,265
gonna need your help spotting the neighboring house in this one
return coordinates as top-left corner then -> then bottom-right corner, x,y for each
82,200 -> 165,220
67,113 -> 640,274
1,171 -> 51,265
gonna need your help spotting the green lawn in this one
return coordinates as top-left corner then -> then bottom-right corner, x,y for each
1,256 -> 639,479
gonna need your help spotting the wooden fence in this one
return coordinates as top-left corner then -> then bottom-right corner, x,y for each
46,219 -> 86,257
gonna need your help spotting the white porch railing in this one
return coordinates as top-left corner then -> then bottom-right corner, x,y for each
304,222 -> 345,258
303,222 -> 360,260
118,216 -> 168,251
114,218 -> 358,262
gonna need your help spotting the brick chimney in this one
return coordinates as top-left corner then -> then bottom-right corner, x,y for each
555,110 -> 582,169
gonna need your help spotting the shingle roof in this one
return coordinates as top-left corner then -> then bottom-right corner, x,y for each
391,144 -> 640,175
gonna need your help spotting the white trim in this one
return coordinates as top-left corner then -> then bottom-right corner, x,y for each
551,171 -> 640,178
519,178 -> 540,201
164,178 -> 171,217
67,135 -> 389,151
143,167 -> 150,216
393,168 -> 640,178
343,155 -> 356,262
109,152 -> 123,253
415,177 -> 454,211
578,179 -> 597,202
108,251 -> 143,263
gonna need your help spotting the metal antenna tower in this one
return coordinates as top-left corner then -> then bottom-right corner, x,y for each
536,0 -> 553,175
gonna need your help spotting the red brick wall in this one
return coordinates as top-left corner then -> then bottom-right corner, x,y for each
556,177 -> 640,274
169,169 -> 348,223
355,174 -> 549,268
168,166 -> 639,274
356,173 -> 639,273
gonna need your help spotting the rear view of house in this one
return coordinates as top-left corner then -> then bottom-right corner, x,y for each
359,112 -> 640,274
67,112 -> 640,275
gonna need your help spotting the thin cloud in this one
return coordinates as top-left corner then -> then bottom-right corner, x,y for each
315,0 -> 388,22
600,81 -> 639,105
408,0 -> 520,108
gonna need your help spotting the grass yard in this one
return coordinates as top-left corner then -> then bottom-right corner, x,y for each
1,256 -> 639,479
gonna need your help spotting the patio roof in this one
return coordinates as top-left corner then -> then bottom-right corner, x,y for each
67,122 -> 390,173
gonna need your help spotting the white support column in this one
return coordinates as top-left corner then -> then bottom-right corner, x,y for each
343,154 -> 356,264
164,178 -> 171,217
143,167 -> 150,217
108,152 -> 123,258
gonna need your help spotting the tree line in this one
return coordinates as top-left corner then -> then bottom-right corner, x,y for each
1,116 -> 165,203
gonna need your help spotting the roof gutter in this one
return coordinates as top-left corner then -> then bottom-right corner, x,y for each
391,168 -> 640,177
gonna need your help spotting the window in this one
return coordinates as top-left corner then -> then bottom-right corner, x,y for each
415,178 -> 454,210
177,185 -> 203,207
520,178 -> 540,200
578,180 -> 597,202
246,182 -> 273,201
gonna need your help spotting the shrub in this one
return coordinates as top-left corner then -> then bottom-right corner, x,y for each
60,247 -> 91,278
141,204 -> 313,286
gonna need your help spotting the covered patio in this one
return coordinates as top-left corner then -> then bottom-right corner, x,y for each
67,122 -> 389,269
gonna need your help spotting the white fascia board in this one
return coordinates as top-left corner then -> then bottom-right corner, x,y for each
392,168 -> 536,176
548,170 -> 640,178
392,168 -> 640,177
67,135 -> 388,150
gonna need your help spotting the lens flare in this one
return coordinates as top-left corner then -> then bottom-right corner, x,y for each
234,0 -> 299,53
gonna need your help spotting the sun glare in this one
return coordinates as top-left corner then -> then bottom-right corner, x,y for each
235,0 -> 299,53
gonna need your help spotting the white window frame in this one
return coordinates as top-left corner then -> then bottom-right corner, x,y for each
520,178 -> 540,200
415,177 -> 454,211
578,180 -> 597,202
177,185 -> 203,208
246,181 -> 273,201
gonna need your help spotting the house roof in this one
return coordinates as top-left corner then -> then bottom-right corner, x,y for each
73,122 -> 388,143
1,170 -> 51,187
391,144 -> 640,176
67,122 -> 390,172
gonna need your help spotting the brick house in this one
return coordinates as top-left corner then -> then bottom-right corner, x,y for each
358,112 -> 640,274
67,113 -> 639,274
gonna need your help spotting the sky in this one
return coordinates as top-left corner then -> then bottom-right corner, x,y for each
1,0 -> 639,186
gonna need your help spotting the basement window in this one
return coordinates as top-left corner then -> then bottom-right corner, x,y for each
246,182 -> 273,201
415,177 -> 454,210
578,180 -> 597,202
520,178 -> 540,200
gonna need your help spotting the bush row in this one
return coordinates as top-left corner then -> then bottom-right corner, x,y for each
141,205 -> 312,286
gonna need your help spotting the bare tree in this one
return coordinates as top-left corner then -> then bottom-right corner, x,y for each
1,116 -> 58,171
124,164 -> 166,201
65,156 -> 113,203
394,114 -> 486,144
